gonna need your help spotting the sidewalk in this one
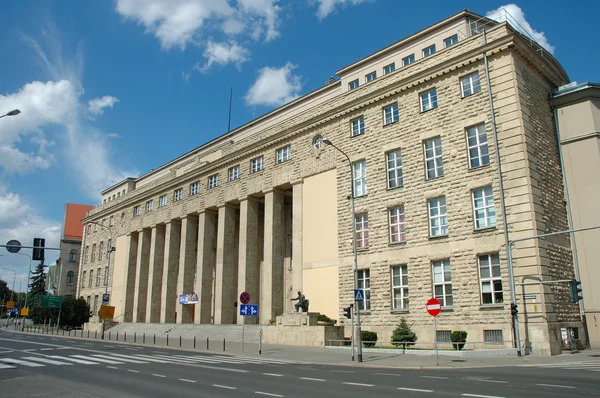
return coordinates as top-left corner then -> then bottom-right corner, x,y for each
3,325 -> 599,369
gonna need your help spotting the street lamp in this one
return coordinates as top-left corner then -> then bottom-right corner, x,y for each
0,109 -> 21,119
322,138 -> 363,363
2,267 -> 16,327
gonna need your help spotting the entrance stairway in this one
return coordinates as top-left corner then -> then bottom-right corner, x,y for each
108,322 -> 263,343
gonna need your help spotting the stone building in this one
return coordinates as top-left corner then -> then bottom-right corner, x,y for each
79,10 -> 582,355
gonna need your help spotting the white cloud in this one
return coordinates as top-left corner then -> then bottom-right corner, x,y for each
314,0 -> 371,20
88,95 -> 119,116
245,62 -> 301,107
107,132 -> 121,138
486,4 -> 555,55
197,40 -> 250,71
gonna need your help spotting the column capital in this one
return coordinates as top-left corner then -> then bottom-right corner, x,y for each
262,188 -> 274,195
291,178 -> 304,186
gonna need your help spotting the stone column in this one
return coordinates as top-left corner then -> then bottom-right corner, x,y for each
133,229 -> 151,322
195,211 -> 217,324
237,198 -> 260,324
146,225 -> 165,323
261,189 -> 285,323
176,215 -> 199,324
123,232 -> 139,323
214,204 -> 239,324
160,220 -> 181,323
292,181 -> 304,302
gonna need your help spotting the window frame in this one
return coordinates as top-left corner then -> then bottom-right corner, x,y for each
228,165 -> 240,181
432,259 -> 453,307
276,145 -> 291,164
357,269 -> 371,311
472,186 -> 496,229
96,267 -> 101,287
208,174 -> 219,189
423,44 -> 436,57
383,103 -> 399,125
104,266 -> 109,286
466,123 -> 490,168
351,116 -> 365,137
420,88 -> 438,112
66,271 -> 74,285
444,34 -> 459,48
388,206 -> 406,244
159,195 -> 167,207
355,213 -> 369,248
402,54 -> 415,66
91,244 -> 96,262
133,205 -> 141,217
391,265 -> 409,310
146,200 -> 154,212
386,149 -> 403,189
479,253 -> 503,305
424,137 -> 444,180
98,242 -> 103,262
352,159 -> 367,197
81,271 -> 86,288
109,215 -> 114,226
365,71 -> 377,82
383,63 -> 396,74
190,181 -> 200,196
460,72 -> 482,97
174,188 -> 183,202
69,249 -> 77,262
348,79 -> 359,90
250,156 -> 264,173
89,270 -> 94,288
428,196 -> 448,237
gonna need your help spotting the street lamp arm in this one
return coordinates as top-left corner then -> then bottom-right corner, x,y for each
0,109 -> 21,119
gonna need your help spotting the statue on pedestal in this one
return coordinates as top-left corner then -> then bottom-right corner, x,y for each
290,291 -> 309,313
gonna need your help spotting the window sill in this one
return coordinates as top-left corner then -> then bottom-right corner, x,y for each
479,304 -> 504,310
461,91 -> 482,100
425,175 -> 444,182
419,106 -> 438,114
428,234 -> 448,240
391,309 -> 409,314
474,226 -> 497,233
351,132 -> 365,138
356,247 -> 370,252
441,307 -> 453,312
386,185 -> 404,192
467,163 -> 491,172
383,120 -> 399,127
388,241 -> 407,247
359,311 -> 371,315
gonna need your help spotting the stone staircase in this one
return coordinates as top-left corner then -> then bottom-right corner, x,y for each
108,323 -> 263,343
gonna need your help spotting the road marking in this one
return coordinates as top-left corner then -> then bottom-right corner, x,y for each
128,354 -> 171,363
300,377 -> 325,382
0,364 -> 16,369
421,376 -> 448,379
71,355 -> 123,365
0,358 -> 44,367
398,387 -> 434,393
50,356 -> 99,365
21,356 -> 72,366
213,384 -> 236,390
343,382 -> 374,387
152,374 -> 166,378
40,348 -> 55,351
479,380 -> 508,384
331,370 -> 354,373
127,369 -> 140,373
180,379 -> 197,383
263,373 -> 283,377
107,366 -> 119,369
91,354 -> 147,364
536,384 -> 576,389
462,394 -> 506,398
374,373 -> 401,376
255,392 -> 283,397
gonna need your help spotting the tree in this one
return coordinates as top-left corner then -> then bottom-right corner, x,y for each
29,262 -> 47,301
391,317 -> 418,347
59,297 -> 91,328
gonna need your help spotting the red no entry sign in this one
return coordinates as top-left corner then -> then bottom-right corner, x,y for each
240,292 -> 250,305
426,298 -> 441,317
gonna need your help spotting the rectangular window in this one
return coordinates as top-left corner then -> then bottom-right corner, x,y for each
81,271 -> 86,288
386,150 -> 403,189
423,44 -> 436,57
251,156 -> 264,173
190,181 -> 200,196
402,54 -> 415,66
428,197 -> 448,237
391,265 -> 409,310
228,165 -> 240,181
159,195 -> 167,207
98,242 -> 103,261
432,259 -> 452,307
89,270 -> 93,288
276,145 -> 291,164
383,103 -> 399,125
109,215 -> 114,226
133,206 -> 141,217
461,72 -> 481,97
208,174 -> 219,189
104,266 -> 109,286
146,200 -> 153,212
472,186 -> 496,229
355,213 -> 369,248
467,124 -> 489,168
348,79 -> 359,90
436,330 -> 452,343
444,34 -> 459,48
365,71 -> 376,82
357,269 -> 371,311
93,295 -> 98,314
424,137 -> 444,179
96,268 -> 101,287
352,159 -> 367,197
420,88 -> 438,112
389,206 -> 406,243
383,63 -> 395,74
479,253 -> 503,305
351,117 -> 365,137
484,330 -> 504,343
107,239 -> 112,251
174,188 -> 183,201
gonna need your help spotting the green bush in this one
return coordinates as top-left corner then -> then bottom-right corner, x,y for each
361,331 -> 378,347
317,314 -> 337,325
450,330 -> 468,350
391,317 -> 418,347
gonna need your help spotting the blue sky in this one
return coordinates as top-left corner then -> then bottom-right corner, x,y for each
0,0 -> 598,287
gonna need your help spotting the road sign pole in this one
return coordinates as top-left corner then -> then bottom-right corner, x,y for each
351,306 -> 355,361
434,316 -> 439,366
242,316 -> 245,354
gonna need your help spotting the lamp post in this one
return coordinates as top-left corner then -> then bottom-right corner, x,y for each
0,109 -> 21,119
322,138 -> 363,362
2,267 -> 16,327
86,220 -> 114,340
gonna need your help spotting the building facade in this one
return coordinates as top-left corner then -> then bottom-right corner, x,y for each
79,10 -> 582,355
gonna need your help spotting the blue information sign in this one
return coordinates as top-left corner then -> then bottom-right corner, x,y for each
239,304 -> 259,316
102,294 -> 110,304
354,289 -> 364,302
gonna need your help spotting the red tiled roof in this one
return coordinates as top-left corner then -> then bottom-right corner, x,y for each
63,203 -> 95,240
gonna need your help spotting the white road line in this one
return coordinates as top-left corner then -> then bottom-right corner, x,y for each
71,355 -> 123,365
330,370 -> 354,373
0,358 -> 44,367
536,384 -> 576,389
462,394 -> 506,398
128,354 -> 171,363
479,380 -> 508,384
40,348 -> 55,351
300,377 -> 325,382
397,387 -> 434,393
21,356 -> 72,366
152,374 -> 166,378
0,364 -> 16,369
91,354 -> 147,364
127,370 -> 140,373
373,373 -> 401,376
50,356 -> 99,365
180,379 -> 196,383
107,366 -> 119,370
343,382 -> 374,387
263,373 -> 283,377
421,376 -> 448,380
213,385 -> 237,390
255,392 -> 283,397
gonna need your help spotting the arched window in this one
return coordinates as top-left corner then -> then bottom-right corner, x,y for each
69,249 -> 77,262
91,244 -> 96,262
66,271 -> 74,285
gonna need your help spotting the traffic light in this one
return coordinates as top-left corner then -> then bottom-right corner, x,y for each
511,303 -> 518,316
32,238 -> 45,261
569,279 -> 583,303
343,304 -> 353,319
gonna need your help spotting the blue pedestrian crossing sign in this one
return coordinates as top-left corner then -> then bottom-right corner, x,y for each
240,304 -> 259,316
354,289 -> 364,302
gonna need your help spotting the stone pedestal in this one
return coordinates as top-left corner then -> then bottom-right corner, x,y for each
276,311 -> 319,326
262,311 -> 344,347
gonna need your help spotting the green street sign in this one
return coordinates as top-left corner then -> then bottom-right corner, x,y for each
33,295 -> 62,309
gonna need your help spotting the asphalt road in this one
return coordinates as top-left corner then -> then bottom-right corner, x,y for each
0,330 -> 598,398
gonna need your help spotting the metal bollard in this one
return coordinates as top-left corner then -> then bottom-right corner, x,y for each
124,332 -> 127,342
95,331 -> 97,339
223,338 -> 225,352
180,336 -> 182,347
194,336 -> 196,349
116,331 -> 119,341
81,329 -> 83,337
87,330 -> 90,338
109,331 -> 111,340
154,334 -> 156,345
207,337 -> 209,350
167,335 -> 169,346
134,332 -> 136,343
143,333 -> 145,344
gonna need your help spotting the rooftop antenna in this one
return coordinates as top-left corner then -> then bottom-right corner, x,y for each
227,87 -> 233,133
